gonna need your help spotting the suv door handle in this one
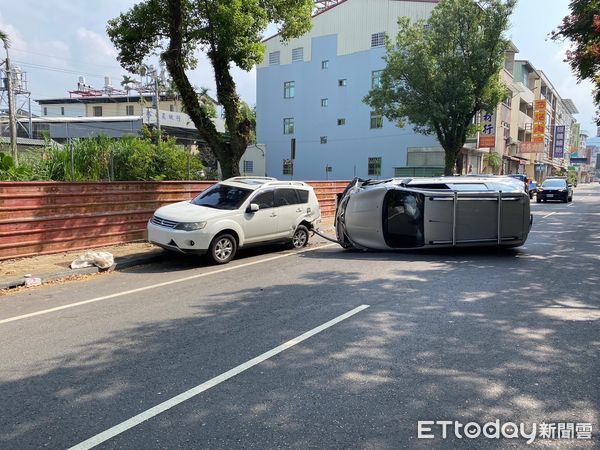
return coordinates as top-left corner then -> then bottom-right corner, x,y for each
270,213 -> 277,217
296,208 -> 303,213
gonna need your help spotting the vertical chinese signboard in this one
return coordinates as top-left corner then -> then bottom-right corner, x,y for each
553,125 -> 565,158
570,122 -> 580,155
478,111 -> 496,148
532,99 -> 546,144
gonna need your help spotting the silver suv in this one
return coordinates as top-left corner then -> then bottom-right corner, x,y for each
148,177 -> 321,264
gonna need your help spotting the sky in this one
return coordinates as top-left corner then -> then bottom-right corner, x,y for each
0,0 -> 598,136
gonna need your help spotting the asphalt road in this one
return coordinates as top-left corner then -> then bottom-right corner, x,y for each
0,184 -> 598,449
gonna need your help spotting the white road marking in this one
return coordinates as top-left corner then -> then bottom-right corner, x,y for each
68,304 -> 370,450
0,244 -> 335,325
567,202 -> 575,207
542,212 -> 557,219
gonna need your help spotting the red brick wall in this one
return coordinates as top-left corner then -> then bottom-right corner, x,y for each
0,180 -> 348,260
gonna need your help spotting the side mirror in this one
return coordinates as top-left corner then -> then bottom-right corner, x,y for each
246,203 -> 259,213
568,184 -> 573,188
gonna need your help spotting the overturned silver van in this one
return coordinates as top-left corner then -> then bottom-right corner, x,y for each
335,176 -> 533,250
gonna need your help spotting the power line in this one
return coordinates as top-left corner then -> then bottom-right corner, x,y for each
13,60 -> 123,80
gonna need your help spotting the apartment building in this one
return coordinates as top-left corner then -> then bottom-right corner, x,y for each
509,61 -> 579,182
257,0 -> 443,180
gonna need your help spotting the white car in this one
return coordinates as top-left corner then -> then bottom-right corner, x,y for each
148,177 -> 321,264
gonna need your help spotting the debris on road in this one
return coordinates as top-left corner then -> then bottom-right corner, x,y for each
70,251 -> 115,270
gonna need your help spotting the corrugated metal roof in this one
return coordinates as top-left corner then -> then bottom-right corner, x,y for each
0,136 -> 62,147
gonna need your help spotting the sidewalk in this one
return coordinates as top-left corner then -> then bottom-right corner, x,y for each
0,218 -> 336,291
0,242 -> 166,290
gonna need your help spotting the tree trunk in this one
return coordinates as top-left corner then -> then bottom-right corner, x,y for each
164,0 -> 249,180
443,149 -> 458,176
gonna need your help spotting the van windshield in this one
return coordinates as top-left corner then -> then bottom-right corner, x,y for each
382,190 -> 425,248
191,184 -> 252,210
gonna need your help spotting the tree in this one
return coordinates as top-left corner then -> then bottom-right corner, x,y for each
551,0 -> 600,124
107,0 -> 313,179
365,0 -> 515,175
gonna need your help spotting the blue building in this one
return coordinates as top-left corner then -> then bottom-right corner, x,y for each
257,0 -> 445,180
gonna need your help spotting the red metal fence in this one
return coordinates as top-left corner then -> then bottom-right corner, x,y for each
0,181 -> 347,260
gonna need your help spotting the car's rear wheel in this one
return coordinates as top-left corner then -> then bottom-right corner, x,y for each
208,233 -> 237,264
291,225 -> 309,249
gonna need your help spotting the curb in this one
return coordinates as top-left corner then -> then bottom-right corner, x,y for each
0,251 -> 166,291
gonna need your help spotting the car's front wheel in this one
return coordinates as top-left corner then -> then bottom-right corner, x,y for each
291,225 -> 309,249
536,197 -> 542,203
208,233 -> 237,264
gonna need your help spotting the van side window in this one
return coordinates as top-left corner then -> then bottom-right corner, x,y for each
275,188 -> 300,206
297,189 -> 309,203
252,191 -> 274,209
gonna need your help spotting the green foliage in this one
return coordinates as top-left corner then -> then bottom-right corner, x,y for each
107,0 -> 312,178
238,101 -> 256,144
365,0 -> 515,175
9,135 -> 203,181
551,0 -> 600,124
483,150 -> 501,174
0,152 -> 31,180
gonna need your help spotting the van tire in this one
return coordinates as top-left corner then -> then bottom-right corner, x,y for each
208,233 -> 237,264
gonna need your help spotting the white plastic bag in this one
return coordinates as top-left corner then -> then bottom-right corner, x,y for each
70,251 -> 114,270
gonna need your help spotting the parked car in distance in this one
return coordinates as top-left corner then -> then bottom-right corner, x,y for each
508,174 -> 529,196
536,178 -> 573,203
335,176 -> 532,251
148,177 -> 321,264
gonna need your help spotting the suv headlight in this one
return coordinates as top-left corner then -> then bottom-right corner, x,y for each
174,221 -> 207,231
557,188 -> 565,192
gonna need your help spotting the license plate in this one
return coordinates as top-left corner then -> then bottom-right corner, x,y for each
547,194 -> 554,198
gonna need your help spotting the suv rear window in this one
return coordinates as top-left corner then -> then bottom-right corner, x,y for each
275,189 -> 300,206
297,189 -> 309,203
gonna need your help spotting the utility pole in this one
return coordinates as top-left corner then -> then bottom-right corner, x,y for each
2,37 -> 17,165
153,67 -> 161,144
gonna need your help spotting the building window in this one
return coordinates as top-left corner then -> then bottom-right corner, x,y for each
269,51 -> 280,65
337,118 -> 346,126
338,79 -> 347,87
292,47 -> 303,62
321,98 -> 328,107
372,70 -> 383,89
368,157 -> 382,176
126,105 -> 134,115
322,60 -> 329,69
283,159 -> 293,175
370,111 -> 383,129
93,106 -> 103,117
371,32 -> 385,47
243,160 -> 254,173
320,136 -> 328,144
43,107 -> 48,116
283,117 -> 294,135
284,81 -> 295,99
